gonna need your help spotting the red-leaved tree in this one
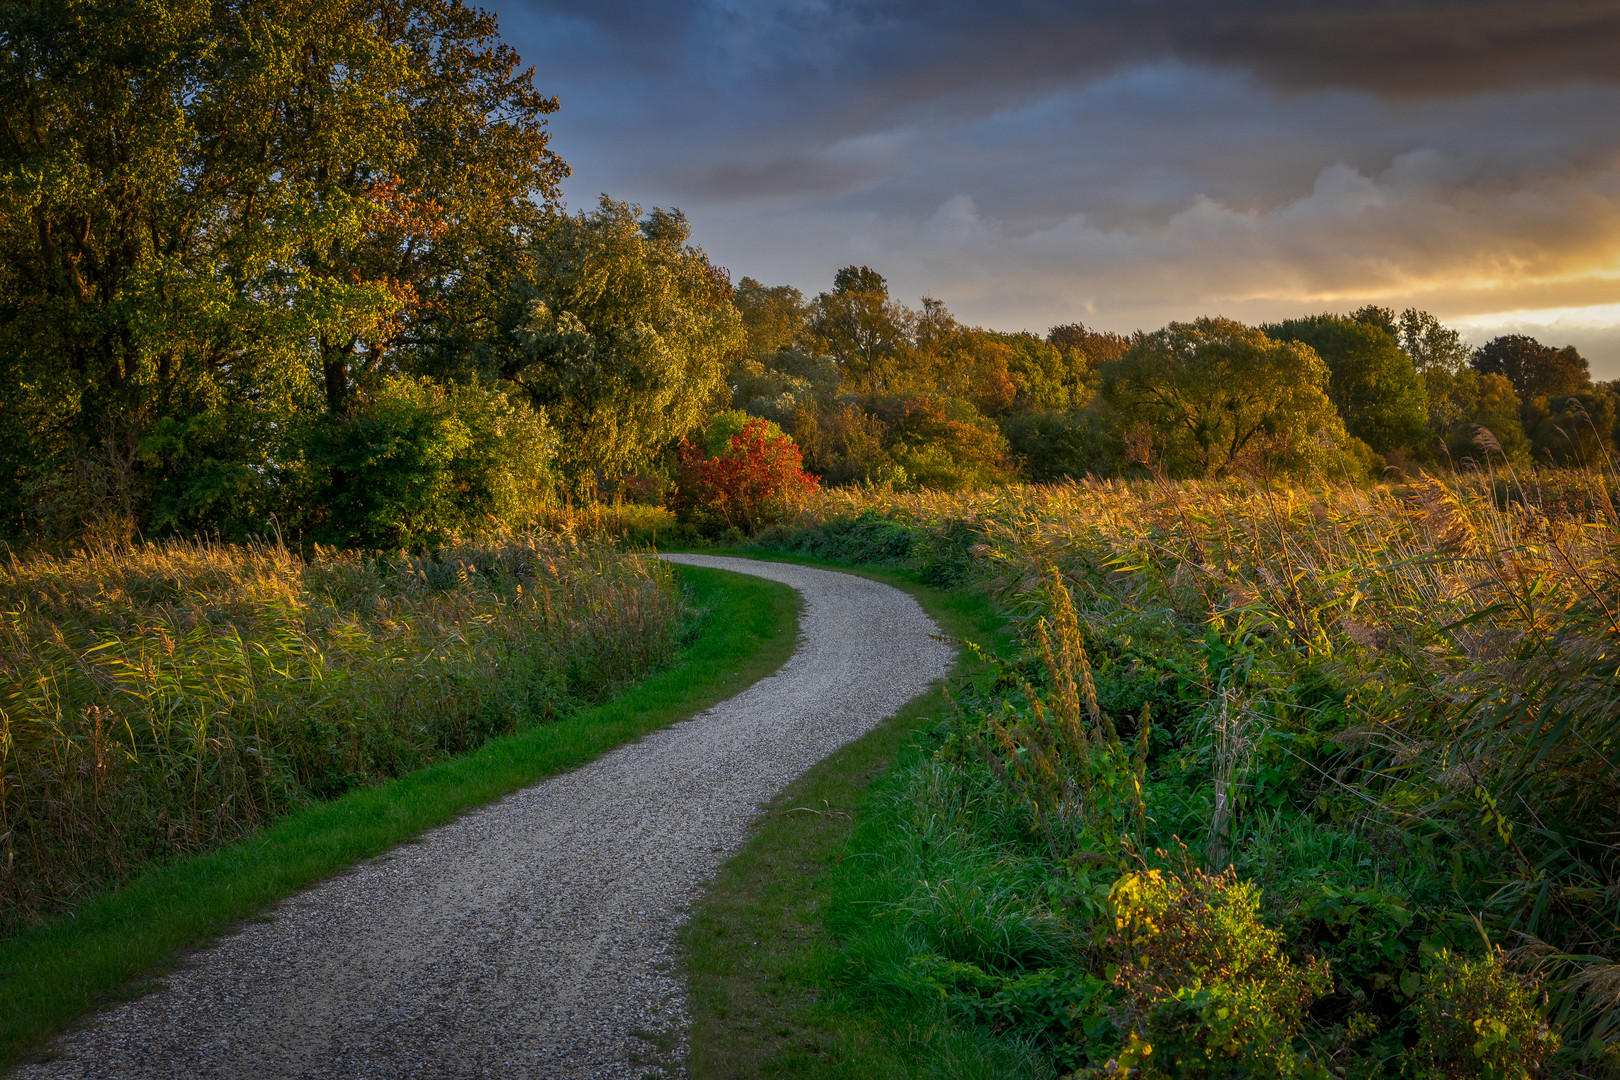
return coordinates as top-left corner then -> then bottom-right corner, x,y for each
673,418 -> 818,534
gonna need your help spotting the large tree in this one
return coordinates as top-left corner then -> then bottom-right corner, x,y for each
0,0 -> 565,539
1471,334 -> 1592,402
1101,317 -> 1350,478
508,198 -> 743,490
808,265 -> 913,394
1266,314 -> 1427,455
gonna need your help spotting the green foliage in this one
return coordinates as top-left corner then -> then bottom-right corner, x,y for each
511,198 -> 743,491
1101,317 -> 1350,478
1266,314 -> 1428,455
291,377 -> 555,549
1000,409 -> 1113,481
809,265 -> 913,394
1424,369 -> 1529,465
869,393 -> 1014,491
702,409 -> 788,457
0,0 -> 565,543
1407,949 -> 1561,1080
1522,389 -> 1619,467
1473,336 -> 1592,402
1104,866 -> 1332,1079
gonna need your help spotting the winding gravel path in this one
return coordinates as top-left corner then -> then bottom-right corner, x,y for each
20,556 -> 954,1080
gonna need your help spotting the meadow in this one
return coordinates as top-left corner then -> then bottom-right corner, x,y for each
0,533 -> 684,931
740,465 -> 1619,1077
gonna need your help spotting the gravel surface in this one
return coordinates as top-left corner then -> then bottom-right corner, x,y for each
21,556 -> 954,1080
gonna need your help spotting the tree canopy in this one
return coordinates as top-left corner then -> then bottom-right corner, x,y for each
509,198 -> 743,490
1265,314 -> 1427,455
0,0 -> 565,539
1472,335 -> 1592,402
1101,317 -> 1351,478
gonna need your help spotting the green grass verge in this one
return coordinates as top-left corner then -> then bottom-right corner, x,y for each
0,564 -> 799,1072
682,553 -> 1031,1078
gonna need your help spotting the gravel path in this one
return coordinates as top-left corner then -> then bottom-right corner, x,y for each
21,556 -> 954,1080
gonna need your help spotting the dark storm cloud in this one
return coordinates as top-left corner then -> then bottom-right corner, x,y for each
495,0 -> 1620,376
520,1 -> 1620,108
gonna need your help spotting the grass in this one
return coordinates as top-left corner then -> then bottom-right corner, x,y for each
1,533 -> 686,925
0,562 -> 799,1072
681,553 -> 1037,1078
715,469 -> 1620,1076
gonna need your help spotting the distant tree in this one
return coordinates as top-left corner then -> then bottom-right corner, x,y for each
1398,309 -> 1472,374
1266,314 -> 1428,455
1101,318 -> 1351,479
1000,410 -> 1110,482
809,266 -> 913,394
1350,305 -> 1400,340
1423,369 -> 1529,465
865,393 -> 1013,491
1472,335 -> 1592,401
1048,322 -> 1132,366
509,198 -> 743,492
954,331 -> 1092,414
733,278 -> 809,361
1523,389 -> 1619,467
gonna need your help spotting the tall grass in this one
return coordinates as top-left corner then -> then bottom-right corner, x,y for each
0,533 -> 684,930
755,463 -> 1620,1073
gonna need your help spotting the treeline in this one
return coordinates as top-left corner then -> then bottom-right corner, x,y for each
4,0 -> 1614,553
729,268 -> 1618,489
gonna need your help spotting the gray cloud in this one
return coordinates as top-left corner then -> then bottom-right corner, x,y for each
493,0 -> 1620,375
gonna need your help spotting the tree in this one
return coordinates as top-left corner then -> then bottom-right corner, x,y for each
291,376 -> 554,549
865,393 -> 1013,491
509,198 -> 743,491
808,265 -> 913,394
733,277 -> 808,362
1101,318 -> 1351,479
1523,389 -> 1619,467
1397,309 -> 1472,374
1265,314 -> 1428,455
1048,322 -> 1133,366
0,0 -> 566,541
1423,368 -> 1528,464
1472,335 -> 1592,401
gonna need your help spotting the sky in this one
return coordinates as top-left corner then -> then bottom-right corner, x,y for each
492,0 -> 1620,377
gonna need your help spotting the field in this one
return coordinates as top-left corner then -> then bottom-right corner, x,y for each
0,534 -> 684,931
738,466 -> 1619,1076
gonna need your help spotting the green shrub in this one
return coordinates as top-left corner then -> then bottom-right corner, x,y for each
1406,949 -> 1560,1080
1102,866 -> 1333,1079
292,377 -> 555,549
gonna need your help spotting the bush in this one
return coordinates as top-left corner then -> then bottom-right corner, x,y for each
1406,949 -> 1560,1080
1103,865 -> 1333,1079
292,377 -> 555,549
672,415 -> 817,534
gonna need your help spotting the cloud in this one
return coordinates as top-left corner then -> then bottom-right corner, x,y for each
493,1 -> 1620,375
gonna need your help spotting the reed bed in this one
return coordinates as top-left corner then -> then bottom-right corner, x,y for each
758,465 -> 1620,1073
0,534 -> 684,931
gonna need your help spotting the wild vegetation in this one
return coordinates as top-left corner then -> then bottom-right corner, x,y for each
0,534 -> 683,929
5,2 -> 1620,1073
743,463 -> 1618,1076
